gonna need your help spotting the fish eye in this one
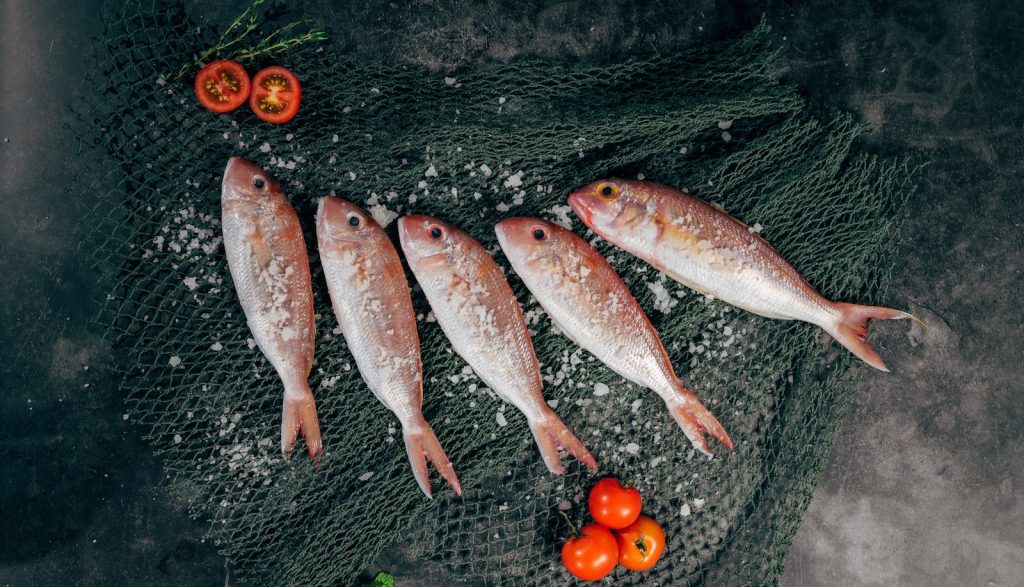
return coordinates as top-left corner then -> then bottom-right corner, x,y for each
347,214 -> 361,227
253,177 -> 265,189
532,227 -> 546,241
600,185 -> 613,196
429,225 -> 444,239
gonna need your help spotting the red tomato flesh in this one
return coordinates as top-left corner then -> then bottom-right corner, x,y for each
616,515 -> 666,571
588,477 -> 643,529
561,523 -> 619,582
194,60 -> 250,113
249,66 -> 301,124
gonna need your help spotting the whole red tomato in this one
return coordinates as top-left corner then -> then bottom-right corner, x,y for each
588,477 -> 642,529
615,515 -> 665,571
561,523 -> 618,581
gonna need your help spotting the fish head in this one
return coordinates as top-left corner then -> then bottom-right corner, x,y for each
568,178 -> 652,235
222,157 -> 284,209
398,214 -> 460,271
494,217 -> 575,271
316,196 -> 381,251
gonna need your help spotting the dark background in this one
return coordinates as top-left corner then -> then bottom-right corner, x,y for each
2,1 -> 1022,585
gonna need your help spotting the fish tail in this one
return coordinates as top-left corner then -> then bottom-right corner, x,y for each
827,302 -> 923,372
527,411 -> 599,475
402,419 -> 462,499
281,386 -> 323,462
666,380 -> 733,456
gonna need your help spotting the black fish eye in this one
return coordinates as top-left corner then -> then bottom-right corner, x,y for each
253,177 -> 265,189
348,215 -> 360,227
600,185 -> 613,196
532,228 -> 545,240
430,227 -> 443,239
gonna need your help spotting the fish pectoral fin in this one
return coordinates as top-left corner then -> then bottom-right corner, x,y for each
402,419 -> 462,498
526,411 -> 598,475
245,226 -> 275,268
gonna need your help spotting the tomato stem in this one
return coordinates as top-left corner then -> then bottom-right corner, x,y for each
635,535 -> 649,558
559,511 -> 582,539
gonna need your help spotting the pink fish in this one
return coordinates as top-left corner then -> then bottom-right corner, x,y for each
398,215 -> 597,475
317,197 -> 460,498
569,179 -> 918,371
496,218 -> 732,455
221,157 -> 322,461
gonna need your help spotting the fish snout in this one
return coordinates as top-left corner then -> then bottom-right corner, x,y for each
567,192 -> 593,225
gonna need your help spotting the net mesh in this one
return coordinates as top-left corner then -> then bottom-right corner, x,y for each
79,3 -> 913,585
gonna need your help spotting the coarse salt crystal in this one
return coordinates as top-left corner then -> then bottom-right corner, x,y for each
168,356 -> 182,367
496,412 -> 507,427
593,382 -> 610,396
424,165 -> 438,178
359,472 -> 374,481
625,442 -> 640,455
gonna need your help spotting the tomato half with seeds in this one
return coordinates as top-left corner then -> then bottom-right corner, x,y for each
194,60 -> 250,113
615,515 -> 665,571
249,66 -> 301,124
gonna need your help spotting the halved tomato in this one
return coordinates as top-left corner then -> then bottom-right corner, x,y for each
249,66 -> 301,124
194,60 -> 250,113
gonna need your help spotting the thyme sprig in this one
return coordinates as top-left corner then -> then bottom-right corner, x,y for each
172,0 -> 327,80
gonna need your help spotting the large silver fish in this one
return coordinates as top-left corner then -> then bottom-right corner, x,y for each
221,157 -> 322,460
569,179 -> 918,371
496,218 -> 732,455
398,215 -> 597,475
317,197 -> 460,498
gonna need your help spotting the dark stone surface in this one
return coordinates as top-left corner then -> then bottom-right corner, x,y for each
1,1 -> 1020,585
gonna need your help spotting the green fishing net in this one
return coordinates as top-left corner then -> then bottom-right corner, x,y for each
80,3 -> 912,585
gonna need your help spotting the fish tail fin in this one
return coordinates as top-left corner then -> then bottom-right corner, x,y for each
281,386 -> 323,462
666,380 -> 733,456
527,410 -> 599,475
402,418 -> 462,499
827,302 -> 922,372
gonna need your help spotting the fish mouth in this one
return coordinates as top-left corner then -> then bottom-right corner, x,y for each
567,192 -> 592,225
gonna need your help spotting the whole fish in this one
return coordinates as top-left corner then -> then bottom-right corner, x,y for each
569,180 -> 917,371
221,157 -> 322,460
398,215 -> 597,475
316,197 -> 461,498
496,218 -> 732,455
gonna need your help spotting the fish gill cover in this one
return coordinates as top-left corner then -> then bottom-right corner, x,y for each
79,2 -> 913,585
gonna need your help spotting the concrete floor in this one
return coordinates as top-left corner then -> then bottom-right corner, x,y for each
1,1 -> 1021,585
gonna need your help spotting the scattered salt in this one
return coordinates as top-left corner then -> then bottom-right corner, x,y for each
625,442 -> 640,455
424,165 -> 438,178
693,498 -> 706,509
444,76 -> 456,85
183,277 -> 199,291
717,120 -> 733,130
680,503 -> 691,517
258,142 -> 271,153
503,171 -> 524,188
173,434 -> 182,443
210,342 -> 223,351
368,204 -> 399,227
593,382 -> 610,397
359,472 -> 374,481
168,356 -> 182,367
496,412 -> 507,427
